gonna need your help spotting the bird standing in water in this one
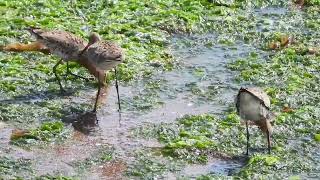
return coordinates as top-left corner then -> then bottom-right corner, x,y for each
1,28 -> 124,112
1,28 -> 90,89
25,27 -> 90,93
79,32 -> 124,112
236,87 -> 275,155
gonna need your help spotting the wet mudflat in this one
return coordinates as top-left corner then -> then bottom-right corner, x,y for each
1,1 -> 320,179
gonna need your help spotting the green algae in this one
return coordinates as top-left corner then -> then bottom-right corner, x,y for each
134,114 -> 242,163
0,0 -> 320,179
129,1 -> 320,179
10,121 -> 71,147
134,110 -> 319,178
0,156 -> 33,178
126,150 -> 183,179
35,175 -> 77,180
70,146 -> 114,176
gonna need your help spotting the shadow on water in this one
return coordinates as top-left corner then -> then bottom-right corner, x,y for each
208,155 -> 248,176
62,111 -> 98,135
179,154 -> 249,178
61,85 -> 123,135
0,34 -> 256,178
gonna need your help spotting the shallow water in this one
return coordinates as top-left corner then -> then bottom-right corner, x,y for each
1,4 -> 319,179
77,36 -> 259,178
0,34 -> 255,178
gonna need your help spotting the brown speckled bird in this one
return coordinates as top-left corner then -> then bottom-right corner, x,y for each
25,27 -> 88,92
1,29 -> 124,112
236,87 -> 275,155
79,33 -> 124,112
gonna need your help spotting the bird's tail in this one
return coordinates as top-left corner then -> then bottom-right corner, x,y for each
24,27 -> 44,39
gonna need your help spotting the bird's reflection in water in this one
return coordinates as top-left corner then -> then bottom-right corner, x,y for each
62,111 -> 98,135
71,111 -> 98,135
62,85 -> 122,134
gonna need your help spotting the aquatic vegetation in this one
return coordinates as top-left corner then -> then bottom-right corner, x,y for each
126,150 -> 183,179
0,156 -> 33,178
134,114 -> 243,163
35,175 -> 77,180
225,4 -> 320,179
135,108 -> 319,178
0,0 -> 320,179
71,146 -> 114,172
10,121 -> 70,146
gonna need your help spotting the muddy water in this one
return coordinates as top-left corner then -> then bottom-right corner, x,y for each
0,6 -> 300,179
0,36 -> 257,179
82,37 -> 259,178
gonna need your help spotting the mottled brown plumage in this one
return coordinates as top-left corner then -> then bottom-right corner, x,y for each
26,27 -> 86,61
2,29 -> 124,113
84,41 -> 123,72
79,32 -> 124,112
26,27 -> 88,92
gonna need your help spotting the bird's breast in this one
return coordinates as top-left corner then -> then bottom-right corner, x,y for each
238,92 -> 268,121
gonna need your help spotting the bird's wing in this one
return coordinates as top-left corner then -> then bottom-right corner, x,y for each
243,87 -> 271,110
40,31 -> 85,47
97,42 -> 123,60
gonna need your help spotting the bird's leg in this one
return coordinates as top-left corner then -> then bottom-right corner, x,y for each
93,74 -> 102,113
266,129 -> 271,154
246,120 -> 250,155
53,59 -> 66,93
65,62 -> 91,82
1,41 -> 50,54
114,67 -> 121,112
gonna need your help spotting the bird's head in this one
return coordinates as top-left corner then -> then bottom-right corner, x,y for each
88,32 -> 101,45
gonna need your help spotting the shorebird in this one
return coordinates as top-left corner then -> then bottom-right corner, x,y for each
25,27 -> 91,93
1,28 -> 90,84
79,32 -> 124,112
235,87 -> 275,155
1,29 -> 124,112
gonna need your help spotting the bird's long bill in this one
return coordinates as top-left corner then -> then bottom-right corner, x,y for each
79,44 -> 90,56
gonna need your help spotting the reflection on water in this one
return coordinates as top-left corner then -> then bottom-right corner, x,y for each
71,111 -> 98,135
209,157 -> 246,176
62,111 -> 98,135
182,155 -> 248,177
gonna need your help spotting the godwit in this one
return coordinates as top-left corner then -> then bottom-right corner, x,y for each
235,87 -> 275,155
1,29 -> 123,112
1,28 -> 90,83
25,27 -> 89,92
79,32 -> 124,112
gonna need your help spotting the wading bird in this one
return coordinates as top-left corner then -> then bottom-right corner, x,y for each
25,27 -> 89,92
0,28 -> 89,87
1,28 -> 124,112
235,87 -> 274,155
79,32 -> 124,112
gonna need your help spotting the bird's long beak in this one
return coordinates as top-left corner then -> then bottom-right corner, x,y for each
79,44 -> 90,56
